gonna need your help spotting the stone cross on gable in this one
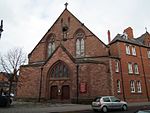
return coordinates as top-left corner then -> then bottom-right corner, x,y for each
64,2 -> 68,9
145,27 -> 147,32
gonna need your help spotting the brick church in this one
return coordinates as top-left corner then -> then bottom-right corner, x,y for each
17,5 -> 150,103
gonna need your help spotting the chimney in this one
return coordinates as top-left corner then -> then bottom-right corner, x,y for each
123,27 -> 134,39
108,30 -> 111,44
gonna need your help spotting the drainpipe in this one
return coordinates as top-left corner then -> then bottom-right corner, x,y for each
119,59 -> 126,101
76,64 -> 79,104
38,66 -> 43,102
139,47 -> 149,101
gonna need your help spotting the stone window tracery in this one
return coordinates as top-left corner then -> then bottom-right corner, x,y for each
75,30 -> 85,57
47,34 -> 55,57
50,61 -> 69,78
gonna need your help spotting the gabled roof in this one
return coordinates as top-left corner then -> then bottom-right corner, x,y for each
24,44 -> 75,67
29,8 -> 108,57
44,44 -> 76,65
136,31 -> 150,44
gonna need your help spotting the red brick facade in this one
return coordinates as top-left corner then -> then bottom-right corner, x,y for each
109,28 -> 150,102
17,8 -> 150,103
0,72 -> 17,95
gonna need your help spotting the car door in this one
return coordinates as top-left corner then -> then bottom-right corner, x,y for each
102,97 -> 112,109
110,96 -> 122,109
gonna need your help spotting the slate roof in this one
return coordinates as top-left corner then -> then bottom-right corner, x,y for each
110,32 -> 150,47
110,34 -> 142,45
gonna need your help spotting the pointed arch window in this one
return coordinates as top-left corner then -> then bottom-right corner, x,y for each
47,34 -> 55,57
50,61 -> 69,78
75,30 -> 85,57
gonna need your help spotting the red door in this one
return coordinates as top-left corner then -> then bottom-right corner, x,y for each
61,85 -> 70,100
50,86 -> 58,99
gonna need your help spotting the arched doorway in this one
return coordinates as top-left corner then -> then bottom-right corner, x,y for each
47,60 -> 71,101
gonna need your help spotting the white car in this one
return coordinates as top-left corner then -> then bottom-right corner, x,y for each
91,96 -> 128,112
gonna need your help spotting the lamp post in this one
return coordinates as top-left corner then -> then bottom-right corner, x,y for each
76,64 -> 79,104
0,20 -> 3,39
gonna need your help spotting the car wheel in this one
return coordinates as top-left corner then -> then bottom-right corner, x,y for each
122,105 -> 128,111
102,106 -> 108,113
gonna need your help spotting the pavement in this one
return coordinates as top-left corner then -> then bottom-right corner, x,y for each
8,101 -> 150,113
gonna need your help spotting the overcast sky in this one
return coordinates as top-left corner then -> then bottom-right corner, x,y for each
0,0 -> 149,55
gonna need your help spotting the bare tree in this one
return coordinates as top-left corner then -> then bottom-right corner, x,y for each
0,48 -> 27,96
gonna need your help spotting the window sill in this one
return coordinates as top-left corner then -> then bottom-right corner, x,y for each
131,92 -> 142,94
50,78 -> 70,81
132,55 -> 137,57
128,73 -> 140,75
128,73 -> 134,75
115,71 -> 119,73
126,53 -> 131,56
126,54 -> 137,57
117,92 -> 121,94
131,91 -> 136,93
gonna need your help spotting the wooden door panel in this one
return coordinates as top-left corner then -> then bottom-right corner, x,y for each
62,85 -> 70,100
50,86 -> 58,99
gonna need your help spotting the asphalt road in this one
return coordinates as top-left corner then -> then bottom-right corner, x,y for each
0,102 -> 149,113
66,106 -> 150,113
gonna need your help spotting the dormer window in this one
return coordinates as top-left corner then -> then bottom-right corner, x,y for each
123,33 -> 128,39
47,34 -> 55,57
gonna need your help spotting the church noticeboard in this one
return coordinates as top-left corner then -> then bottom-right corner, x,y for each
80,82 -> 87,93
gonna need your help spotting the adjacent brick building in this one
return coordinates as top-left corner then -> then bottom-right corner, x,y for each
0,72 -> 17,95
17,7 -> 150,103
109,27 -> 150,102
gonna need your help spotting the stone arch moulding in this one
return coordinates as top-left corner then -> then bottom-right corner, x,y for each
46,60 -> 71,100
47,60 -> 71,79
73,28 -> 85,39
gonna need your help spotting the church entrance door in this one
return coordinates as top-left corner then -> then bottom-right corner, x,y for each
50,85 -> 58,99
61,85 -> 70,100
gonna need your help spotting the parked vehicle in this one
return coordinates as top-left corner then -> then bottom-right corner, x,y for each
0,95 -> 12,107
91,96 -> 128,112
